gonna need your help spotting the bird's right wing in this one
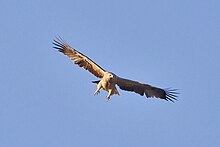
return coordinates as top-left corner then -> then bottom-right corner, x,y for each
53,37 -> 106,78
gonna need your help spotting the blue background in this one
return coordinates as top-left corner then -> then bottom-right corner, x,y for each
1,0 -> 219,146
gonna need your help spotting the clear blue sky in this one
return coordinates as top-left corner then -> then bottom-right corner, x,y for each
1,0 -> 219,146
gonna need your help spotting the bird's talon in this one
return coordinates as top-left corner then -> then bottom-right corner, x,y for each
106,97 -> 110,102
94,91 -> 100,95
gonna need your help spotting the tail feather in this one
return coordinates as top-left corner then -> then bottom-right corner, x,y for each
92,80 -> 100,84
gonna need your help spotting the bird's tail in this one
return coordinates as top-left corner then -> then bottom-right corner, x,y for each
92,80 -> 100,84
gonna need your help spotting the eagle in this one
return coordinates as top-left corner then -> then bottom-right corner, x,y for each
53,37 -> 178,102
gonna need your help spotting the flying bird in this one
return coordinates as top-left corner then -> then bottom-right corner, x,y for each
53,37 -> 178,102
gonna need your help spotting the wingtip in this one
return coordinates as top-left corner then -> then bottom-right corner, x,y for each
52,36 -> 68,52
165,88 -> 179,102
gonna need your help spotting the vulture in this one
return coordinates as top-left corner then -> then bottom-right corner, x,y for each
53,37 -> 178,102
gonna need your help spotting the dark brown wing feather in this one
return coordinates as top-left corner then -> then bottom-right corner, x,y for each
116,77 -> 178,102
53,37 -> 105,78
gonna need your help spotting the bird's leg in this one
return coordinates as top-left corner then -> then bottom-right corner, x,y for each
106,95 -> 111,102
94,87 -> 101,95
94,82 -> 102,95
114,88 -> 120,96
106,89 -> 112,102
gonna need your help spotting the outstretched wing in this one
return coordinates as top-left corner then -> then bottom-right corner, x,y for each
116,77 -> 178,102
53,37 -> 106,78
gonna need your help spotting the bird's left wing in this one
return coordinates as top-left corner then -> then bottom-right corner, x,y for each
53,37 -> 106,78
116,77 -> 178,102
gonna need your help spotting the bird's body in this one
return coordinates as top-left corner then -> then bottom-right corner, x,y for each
53,37 -> 178,102
93,72 -> 120,101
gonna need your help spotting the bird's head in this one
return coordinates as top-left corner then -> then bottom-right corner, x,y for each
104,72 -> 116,81
109,73 -> 114,79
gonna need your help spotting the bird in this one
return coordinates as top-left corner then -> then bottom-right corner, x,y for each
53,37 -> 178,102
